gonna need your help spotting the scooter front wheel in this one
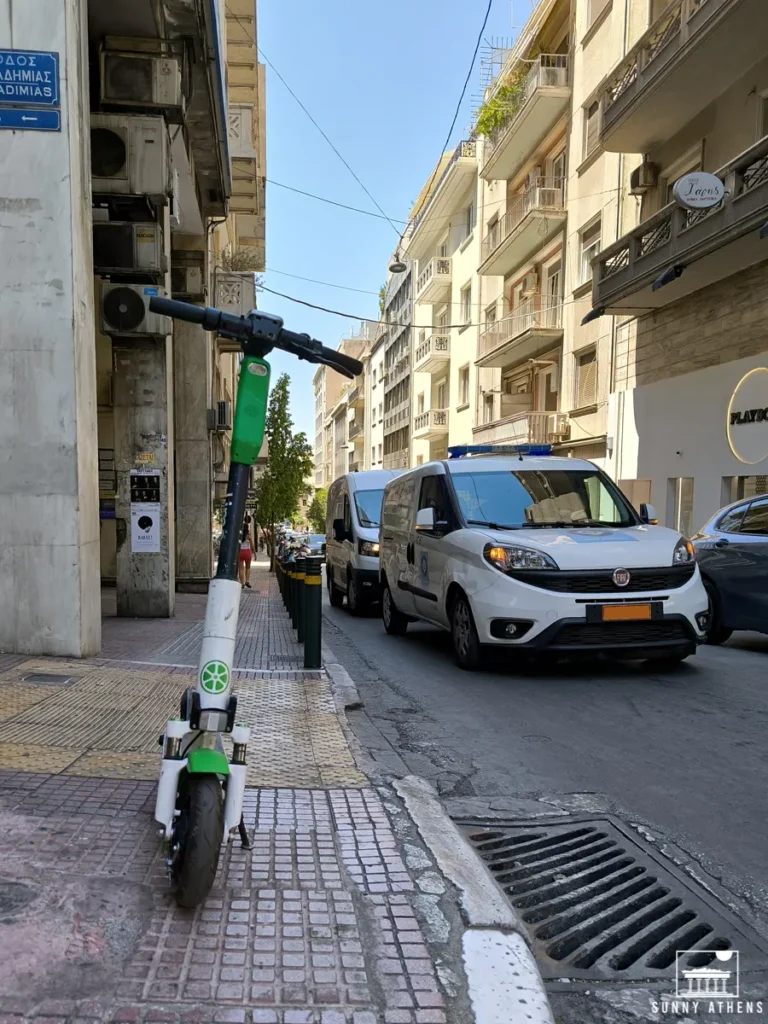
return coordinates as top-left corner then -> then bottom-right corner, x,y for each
171,774 -> 224,908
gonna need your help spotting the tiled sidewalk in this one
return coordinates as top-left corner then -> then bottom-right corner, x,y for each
0,563 -> 464,1023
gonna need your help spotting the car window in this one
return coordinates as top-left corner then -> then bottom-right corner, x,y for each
418,476 -> 448,522
716,505 -> 747,533
738,498 -> 768,536
343,494 -> 352,533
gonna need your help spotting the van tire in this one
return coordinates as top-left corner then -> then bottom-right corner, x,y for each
451,594 -> 482,671
347,577 -> 364,616
327,569 -> 344,608
382,582 -> 408,636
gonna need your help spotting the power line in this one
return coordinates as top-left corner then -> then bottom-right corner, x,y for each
264,268 -> 380,296
267,179 -> 407,224
395,0 -> 494,254
256,43 -> 401,237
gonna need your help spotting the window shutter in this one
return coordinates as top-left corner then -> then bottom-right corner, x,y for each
577,350 -> 597,407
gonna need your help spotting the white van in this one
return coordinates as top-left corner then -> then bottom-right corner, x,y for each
379,446 -> 710,669
326,470 -> 404,614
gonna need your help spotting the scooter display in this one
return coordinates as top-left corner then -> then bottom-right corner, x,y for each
150,296 -> 363,907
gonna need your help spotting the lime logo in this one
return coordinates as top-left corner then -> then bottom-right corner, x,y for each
200,660 -> 229,694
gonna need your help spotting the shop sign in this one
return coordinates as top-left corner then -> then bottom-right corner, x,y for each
672,172 -> 724,211
727,368 -> 768,464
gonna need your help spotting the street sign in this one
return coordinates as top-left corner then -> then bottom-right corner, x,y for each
0,49 -> 60,107
0,107 -> 60,131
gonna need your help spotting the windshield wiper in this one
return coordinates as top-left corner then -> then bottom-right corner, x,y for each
466,519 -> 521,530
523,520 -> 594,529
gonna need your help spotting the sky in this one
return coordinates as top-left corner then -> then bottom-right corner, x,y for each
256,0 -> 520,439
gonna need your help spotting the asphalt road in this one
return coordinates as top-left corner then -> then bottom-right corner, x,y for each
322,588 -> 768,931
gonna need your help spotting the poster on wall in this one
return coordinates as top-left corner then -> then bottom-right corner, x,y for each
130,469 -> 161,553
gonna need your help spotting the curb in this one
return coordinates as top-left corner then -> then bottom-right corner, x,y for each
395,775 -> 554,1024
324,660 -> 364,712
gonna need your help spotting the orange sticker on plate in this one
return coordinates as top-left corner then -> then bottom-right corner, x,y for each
602,604 -> 652,621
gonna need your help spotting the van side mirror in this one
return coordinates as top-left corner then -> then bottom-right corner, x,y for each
333,518 -> 346,542
415,507 -> 436,531
640,503 -> 659,525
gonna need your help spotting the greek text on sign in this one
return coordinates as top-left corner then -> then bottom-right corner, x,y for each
0,50 -> 60,107
672,171 -> 724,211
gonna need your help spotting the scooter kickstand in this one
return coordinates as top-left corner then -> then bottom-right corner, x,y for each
238,815 -> 251,849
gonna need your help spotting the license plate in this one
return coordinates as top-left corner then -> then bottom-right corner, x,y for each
601,604 -> 652,622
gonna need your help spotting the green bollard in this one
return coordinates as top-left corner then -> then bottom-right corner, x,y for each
296,557 -> 306,644
303,555 -> 322,669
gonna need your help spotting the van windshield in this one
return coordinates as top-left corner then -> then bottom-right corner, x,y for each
451,469 -> 636,529
354,489 -> 385,528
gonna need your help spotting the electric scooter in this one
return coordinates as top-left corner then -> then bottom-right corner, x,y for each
149,296 -> 363,908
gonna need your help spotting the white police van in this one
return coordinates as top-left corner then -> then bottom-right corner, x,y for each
378,445 -> 709,669
326,469 -> 404,614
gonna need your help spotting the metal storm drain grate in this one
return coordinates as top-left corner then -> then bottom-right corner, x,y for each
460,818 -> 768,981
23,673 -> 79,687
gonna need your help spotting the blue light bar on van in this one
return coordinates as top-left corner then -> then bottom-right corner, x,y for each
447,444 -> 553,458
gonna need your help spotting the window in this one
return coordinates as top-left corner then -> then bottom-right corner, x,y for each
717,504 -> 747,533
551,151 -> 566,185
668,478 -> 694,537
587,0 -> 611,27
546,259 -> 562,306
379,402 -> 383,422
575,348 -> 597,408
436,380 -> 447,410
760,91 -> 768,138
580,220 -> 601,284
371,446 -> 376,464
354,489 -> 385,527
417,392 -> 425,415
483,393 -> 495,424
583,101 -> 600,159
437,307 -> 449,330
372,368 -> 377,386
418,475 -> 449,525
463,200 -> 476,240
437,234 -> 449,258
739,497 -> 768,535
460,283 -> 472,326
485,302 -> 498,326
378,443 -> 382,462
458,365 -> 470,407
416,455 -> 424,466
486,215 -> 500,252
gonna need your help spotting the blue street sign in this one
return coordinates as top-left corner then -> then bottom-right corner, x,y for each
0,108 -> 60,131
0,49 -> 60,108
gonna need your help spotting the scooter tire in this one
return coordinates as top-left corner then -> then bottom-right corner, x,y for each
172,774 -> 224,908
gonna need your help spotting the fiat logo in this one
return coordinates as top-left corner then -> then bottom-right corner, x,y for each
613,568 -> 631,587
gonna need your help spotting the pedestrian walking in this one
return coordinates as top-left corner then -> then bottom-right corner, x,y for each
239,514 -> 254,588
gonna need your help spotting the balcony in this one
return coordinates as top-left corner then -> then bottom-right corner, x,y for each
348,419 -> 364,441
349,461 -> 362,473
385,356 -> 411,391
599,0 -> 768,154
481,56 -> 570,183
384,399 -> 411,433
592,135 -> 768,314
413,409 -> 449,441
473,410 -> 565,446
415,257 -> 453,305
480,179 -> 566,278
414,333 -> 451,374
347,384 -> 364,409
477,297 -> 563,369
384,450 -> 409,470
408,140 -> 478,259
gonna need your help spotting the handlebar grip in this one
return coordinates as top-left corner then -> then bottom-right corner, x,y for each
322,346 -> 363,377
148,296 -> 208,325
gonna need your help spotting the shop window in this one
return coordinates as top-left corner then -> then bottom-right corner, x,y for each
668,477 -> 694,537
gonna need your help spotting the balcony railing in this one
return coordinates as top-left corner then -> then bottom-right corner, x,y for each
348,419 -> 364,440
472,410 -> 553,446
478,297 -> 563,361
384,399 -> 411,432
414,333 -> 451,373
594,133 -> 768,308
385,356 -> 411,390
413,409 -> 449,437
483,55 -> 569,168
416,257 -> 452,300
411,140 -> 477,235
603,0 -> 711,114
383,450 -> 409,470
481,178 -> 565,264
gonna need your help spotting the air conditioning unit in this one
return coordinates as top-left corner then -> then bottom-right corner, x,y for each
91,114 -> 169,199
207,400 -> 233,432
171,264 -> 205,301
630,159 -> 660,196
100,51 -> 183,115
547,413 -> 570,442
100,283 -> 171,337
93,222 -> 166,275
520,271 -> 539,297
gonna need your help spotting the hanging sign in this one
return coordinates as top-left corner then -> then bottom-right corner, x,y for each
672,172 -> 724,211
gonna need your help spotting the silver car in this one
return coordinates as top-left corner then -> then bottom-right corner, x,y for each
692,496 -> 768,644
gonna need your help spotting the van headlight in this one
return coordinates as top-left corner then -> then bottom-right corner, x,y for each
483,543 -> 558,572
359,540 -> 380,556
673,538 -> 695,564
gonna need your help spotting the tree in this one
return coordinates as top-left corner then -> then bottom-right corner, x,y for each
307,487 -> 328,534
252,374 -> 314,569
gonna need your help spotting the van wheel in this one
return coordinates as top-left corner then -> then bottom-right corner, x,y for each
327,569 -> 344,608
347,577 -> 364,617
451,595 -> 482,671
382,583 -> 408,636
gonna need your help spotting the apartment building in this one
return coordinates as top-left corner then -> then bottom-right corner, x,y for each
0,0 -> 265,654
382,263 -> 415,469
588,0 -> 768,531
311,327 -> 371,486
365,330 -> 387,470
